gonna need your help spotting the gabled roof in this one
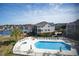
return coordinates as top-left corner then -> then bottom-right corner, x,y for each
48,23 -> 54,26
36,21 -> 54,27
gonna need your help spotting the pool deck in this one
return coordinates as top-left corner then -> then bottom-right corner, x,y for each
13,37 -> 78,56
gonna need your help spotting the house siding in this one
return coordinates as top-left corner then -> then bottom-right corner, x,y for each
37,23 -> 55,34
65,19 -> 79,40
41,24 -> 55,33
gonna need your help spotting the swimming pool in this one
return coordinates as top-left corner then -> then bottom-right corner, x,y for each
35,41 -> 71,51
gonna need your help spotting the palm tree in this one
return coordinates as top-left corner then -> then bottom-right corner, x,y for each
11,26 -> 23,41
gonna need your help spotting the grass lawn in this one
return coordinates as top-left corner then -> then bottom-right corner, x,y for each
0,36 -> 17,56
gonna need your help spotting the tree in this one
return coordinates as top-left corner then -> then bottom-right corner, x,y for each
11,26 -> 23,41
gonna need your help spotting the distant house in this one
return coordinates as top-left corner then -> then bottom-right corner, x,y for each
36,21 -> 55,34
0,24 -> 35,36
21,24 -> 34,33
0,25 -> 4,31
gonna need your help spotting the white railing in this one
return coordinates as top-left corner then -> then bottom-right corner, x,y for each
35,37 -> 61,40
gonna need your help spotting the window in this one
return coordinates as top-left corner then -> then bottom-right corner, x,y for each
38,29 -> 41,32
48,29 -> 50,31
22,42 -> 27,44
48,26 -> 50,27
38,26 -> 40,28
45,29 -> 47,31
41,30 -> 43,31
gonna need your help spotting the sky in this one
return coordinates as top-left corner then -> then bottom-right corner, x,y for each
0,3 -> 79,25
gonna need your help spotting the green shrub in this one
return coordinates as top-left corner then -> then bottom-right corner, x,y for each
38,32 -> 53,37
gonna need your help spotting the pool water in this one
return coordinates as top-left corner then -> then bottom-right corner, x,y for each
35,41 -> 71,51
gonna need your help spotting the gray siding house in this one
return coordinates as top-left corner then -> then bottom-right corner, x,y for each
66,22 -> 76,37
65,19 -> 79,40
36,21 -> 55,34
21,24 -> 33,33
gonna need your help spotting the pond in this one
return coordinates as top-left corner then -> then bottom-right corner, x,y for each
0,30 -> 11,35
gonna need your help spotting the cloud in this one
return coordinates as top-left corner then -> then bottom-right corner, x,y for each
0,3 -> 78,25
13,3 -> 78,24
